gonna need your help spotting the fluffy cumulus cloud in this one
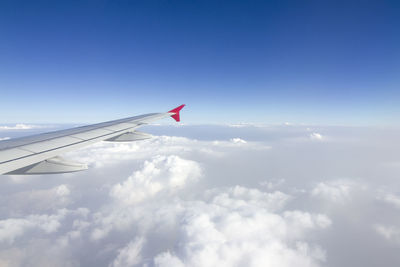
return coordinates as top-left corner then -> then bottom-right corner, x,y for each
110,155 -> 201,205
0,184 -> 72,214
152,189 -> 330,267
311,180 -> 354,203
95,179 -> 330,266
1,124 -> 400,266
110,237 -> 146,267
0,208 -> 88,245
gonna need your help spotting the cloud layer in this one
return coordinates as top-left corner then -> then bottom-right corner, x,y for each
0,124 -> 44,130
1,124 -> 400,266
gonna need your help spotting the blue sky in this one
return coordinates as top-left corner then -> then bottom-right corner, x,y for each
1,0 -> 399,125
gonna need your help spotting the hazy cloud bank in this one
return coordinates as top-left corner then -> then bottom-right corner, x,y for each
0,124 -> 400,266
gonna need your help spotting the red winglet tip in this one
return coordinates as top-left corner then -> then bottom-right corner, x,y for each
168,104 -> 185,122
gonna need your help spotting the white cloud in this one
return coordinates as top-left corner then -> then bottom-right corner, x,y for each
228,124 -> 248,128
56,184 -> 71,197
1,125 -> 400,266
0,124 -> 43,130
212,138 -> 269,150
227,123 -> 266,128
311,180 -> 354,203
374,224 -> 400,243
151,187 -> 330,267
154,252 -> 185,267
86,150 -> 331,266
95,171 -> 329,267
230,138 -> 247,144
4,184 -> 72,212
0,137 -> 10,141
65,135 -> 269,169
0,209 -> 67,244
0,248 -> 24,267
260,179 -> 286,190
309,133 -> 323,141
207,185 -> 291,212
110,155 -> 201,205
90,155 -> 201,241
378,193 -> 400,209
110,237 -> 145,267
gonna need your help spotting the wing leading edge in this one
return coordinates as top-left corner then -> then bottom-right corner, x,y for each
0,105 -> 185,175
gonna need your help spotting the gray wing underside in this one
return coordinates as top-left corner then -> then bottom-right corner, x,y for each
0,112 -> 172,175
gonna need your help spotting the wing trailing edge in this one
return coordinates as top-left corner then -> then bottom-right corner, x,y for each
5,156 -> 88,175
105,131 -> 152,142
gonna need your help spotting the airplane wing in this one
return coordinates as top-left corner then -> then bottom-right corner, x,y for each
0,105 -> 185,175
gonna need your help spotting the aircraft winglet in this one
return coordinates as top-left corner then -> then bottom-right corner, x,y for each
168,104 -> 185,122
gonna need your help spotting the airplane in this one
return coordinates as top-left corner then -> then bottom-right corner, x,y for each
0,105 -> 185,175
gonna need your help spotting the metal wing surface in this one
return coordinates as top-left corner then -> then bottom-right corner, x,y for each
0,105 -> 185,175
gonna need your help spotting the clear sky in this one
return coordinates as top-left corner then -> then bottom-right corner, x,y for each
1,0 -> 399,125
